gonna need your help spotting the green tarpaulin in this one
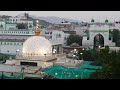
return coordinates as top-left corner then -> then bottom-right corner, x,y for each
42,61 -> 101,79
0,72 -> 23,79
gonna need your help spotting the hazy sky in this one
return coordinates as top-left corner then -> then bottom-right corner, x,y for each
0,11 -> 120,22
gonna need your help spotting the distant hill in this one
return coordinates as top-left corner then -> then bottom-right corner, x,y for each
18,13 -> 80,24
0,14 -> 52,27
27,16 -> 52,27
29,15 -> 80,24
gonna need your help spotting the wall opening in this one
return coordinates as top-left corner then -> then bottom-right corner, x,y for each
94,34 -> 104,49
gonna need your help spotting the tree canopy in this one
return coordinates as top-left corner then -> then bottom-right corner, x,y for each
112,29 -> 120,46
88,46 -> 120,79
16,23 -> 28,29
66,35 -> 82,46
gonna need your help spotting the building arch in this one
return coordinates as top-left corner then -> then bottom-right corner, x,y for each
93,33 -> 104,48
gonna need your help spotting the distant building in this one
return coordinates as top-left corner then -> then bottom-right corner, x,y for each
41,29 -> 70,45
82,19 -> 115,49
0,14 -> 34,35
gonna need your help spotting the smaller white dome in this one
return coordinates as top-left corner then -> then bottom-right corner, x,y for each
22,36 -> 52,57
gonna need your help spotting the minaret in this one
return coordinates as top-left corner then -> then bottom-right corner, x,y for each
35,20 -> 41,36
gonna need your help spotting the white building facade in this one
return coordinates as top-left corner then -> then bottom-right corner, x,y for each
82,23 -> 115,48
0,29 -> 69,55
41,29 -> 70,45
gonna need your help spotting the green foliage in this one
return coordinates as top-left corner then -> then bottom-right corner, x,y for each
66,35 -> 82,46
16,23 -> 28,29
105,45 -> 109,53
89,49 -> 120,79
112,29 -> 120,46
0,54 -> 15,61
116,40 -> 120,47
105,19 -> 108,23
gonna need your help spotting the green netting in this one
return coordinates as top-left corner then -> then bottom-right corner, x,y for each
78,61 -> 102,70
42,61 -> 101,79
0,73 -> 23,79
0,53 -> 16,56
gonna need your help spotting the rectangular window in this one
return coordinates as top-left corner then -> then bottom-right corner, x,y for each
20,62 -> 37,66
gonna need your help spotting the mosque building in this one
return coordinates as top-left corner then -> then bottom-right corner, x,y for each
82,19 -> 116,49
5,20 -> 59,68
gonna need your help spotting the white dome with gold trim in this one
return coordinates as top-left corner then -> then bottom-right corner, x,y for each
22,36 -> 52,56
22,20 -> 52,57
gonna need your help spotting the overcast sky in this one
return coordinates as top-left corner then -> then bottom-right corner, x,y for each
0,11 -> 120,22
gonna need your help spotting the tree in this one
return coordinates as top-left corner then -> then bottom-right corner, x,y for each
112,29 -> 120,45
66,35 -> 82,46
105,45 -> 109,53
16,23 -> 28,29
116,40 -> 120,47
89,50 -> 120,79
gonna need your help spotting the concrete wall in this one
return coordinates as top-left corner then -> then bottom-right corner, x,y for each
0,44 -> 23,54
6,24 -> 17,30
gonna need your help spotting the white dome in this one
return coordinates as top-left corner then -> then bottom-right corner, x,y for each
22,36 -> 52,56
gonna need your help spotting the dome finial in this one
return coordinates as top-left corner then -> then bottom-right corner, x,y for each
35,20 -> 41,36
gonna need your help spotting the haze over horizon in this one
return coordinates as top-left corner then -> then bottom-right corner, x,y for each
0,11 -> 120,22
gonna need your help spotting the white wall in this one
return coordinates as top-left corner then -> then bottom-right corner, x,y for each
82,24 -> 115,47
6,24 -> 17,30
89,31 -> 109,46
0,30 -> 34,35
0,44 -> 23,54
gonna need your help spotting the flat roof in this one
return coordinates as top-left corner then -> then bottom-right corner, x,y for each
0,64 -> 41,74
